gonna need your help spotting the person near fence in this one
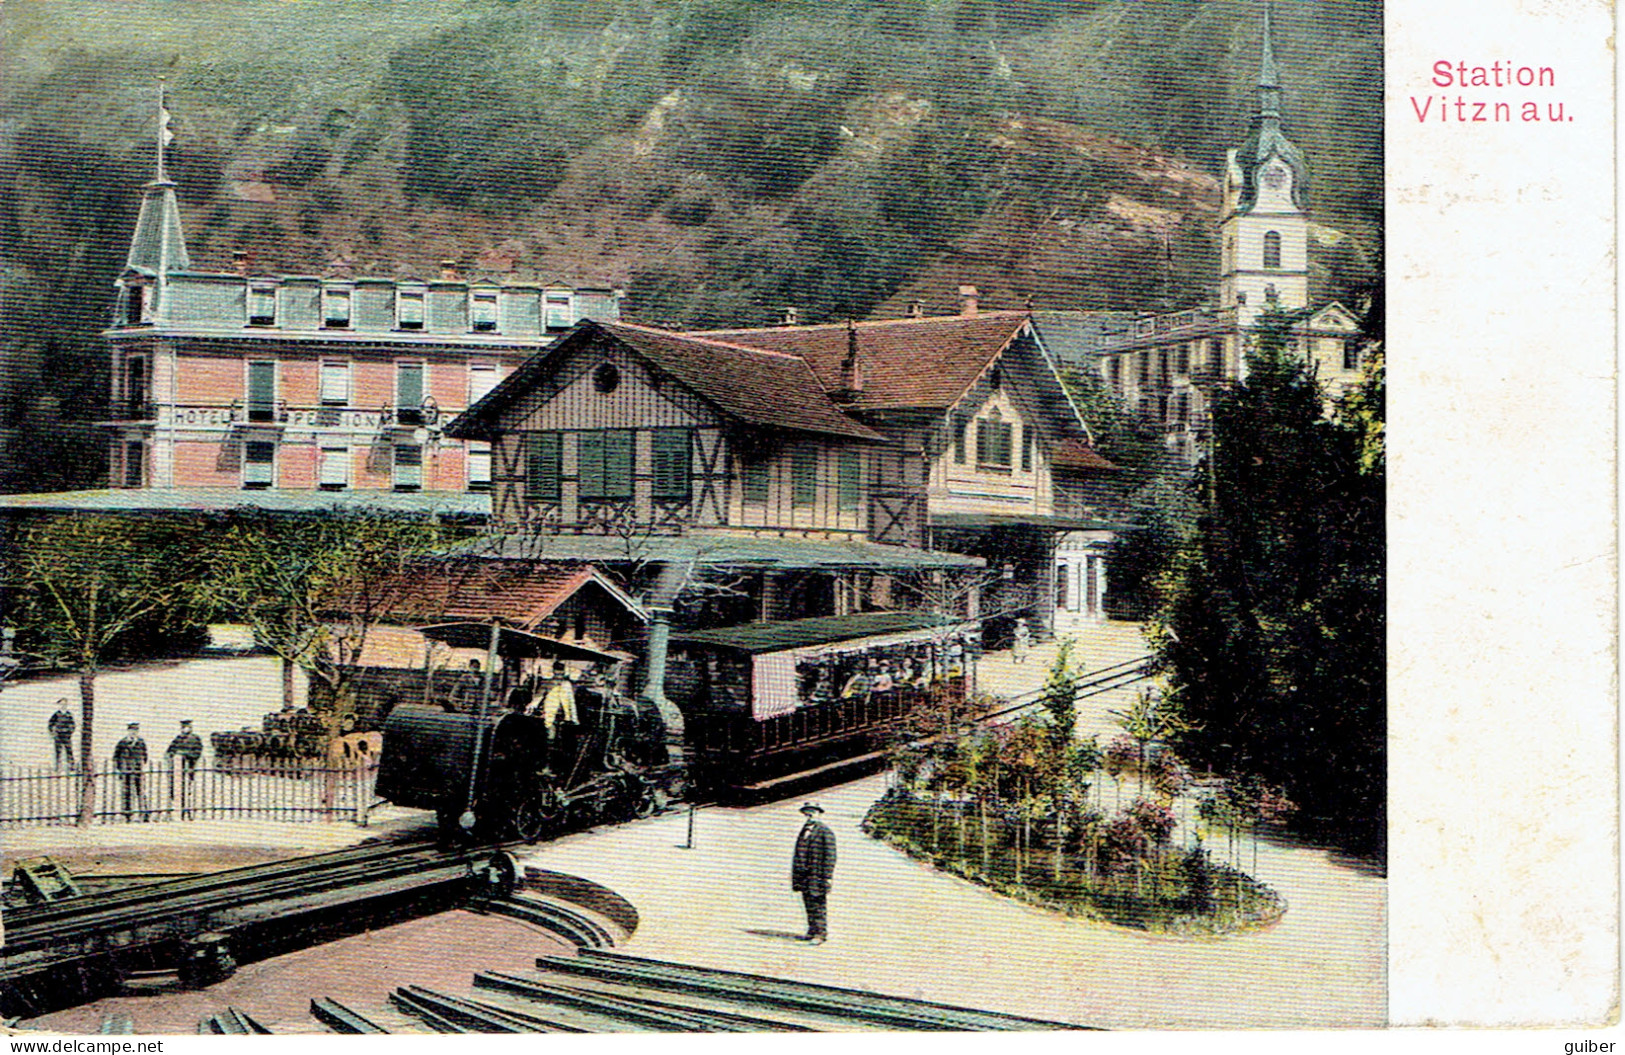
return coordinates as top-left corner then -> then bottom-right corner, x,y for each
166,719 -> 203,819
47,700 -> 75,769
790,802 -> 837,944
112,722 -> 149,821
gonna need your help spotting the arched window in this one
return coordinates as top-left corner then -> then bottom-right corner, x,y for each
1263,230 -> 1282,269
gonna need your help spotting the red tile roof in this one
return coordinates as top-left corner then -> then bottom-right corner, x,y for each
597,323 -> 884,441
1051,438 -> 1120,472
696,311 -> 1033,411
383,562 -> 646,630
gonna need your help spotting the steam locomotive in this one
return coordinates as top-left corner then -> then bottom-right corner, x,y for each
374,612 -> 980,841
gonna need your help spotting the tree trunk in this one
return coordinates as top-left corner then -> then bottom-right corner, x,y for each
282,657 -> 297,711
979,798 -> 990,873
77,670 -> 96,827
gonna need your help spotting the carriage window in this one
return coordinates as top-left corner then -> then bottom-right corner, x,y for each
579,429 -> 633,500
651,428 -> 691,500
524,432 -> 562,501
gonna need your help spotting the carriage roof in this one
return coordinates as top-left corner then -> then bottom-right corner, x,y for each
668,612 -> 971,656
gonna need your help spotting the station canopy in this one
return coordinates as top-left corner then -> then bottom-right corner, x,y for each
416,621 -> 630,664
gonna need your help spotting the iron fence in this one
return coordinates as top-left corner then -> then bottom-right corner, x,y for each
0,759 -> 380,828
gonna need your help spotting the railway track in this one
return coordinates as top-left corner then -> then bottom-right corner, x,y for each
190,947 -> 1085,1034
0,836 -> 516,1020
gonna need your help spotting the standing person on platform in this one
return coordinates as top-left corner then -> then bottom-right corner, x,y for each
790,803 -> 837,944
540,662 -> 579,774
47,700 -> 76,769
166,720 -> 204,819
112,722 -> 149,821
1012,617 -> 1031,664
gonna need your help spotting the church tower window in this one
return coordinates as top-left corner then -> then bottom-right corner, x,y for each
1263,230 -> 1282,269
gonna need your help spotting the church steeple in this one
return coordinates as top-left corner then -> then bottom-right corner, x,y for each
1257,4 -> 1282,118
1217,3 -> 1311,327
124,82 -> 190,279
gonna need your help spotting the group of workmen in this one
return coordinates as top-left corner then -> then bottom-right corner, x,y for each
46,700 -> 205,819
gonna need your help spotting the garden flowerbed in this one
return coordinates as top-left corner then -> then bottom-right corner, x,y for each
863,795 -> 1285,936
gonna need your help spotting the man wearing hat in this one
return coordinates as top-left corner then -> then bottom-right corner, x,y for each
167,720 -> 204,819
47,700 -> 75,769
112,722 -> 149,821
790,803 -> 837,944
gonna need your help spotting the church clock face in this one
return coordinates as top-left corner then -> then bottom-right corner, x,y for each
1262,164 -> 1287,190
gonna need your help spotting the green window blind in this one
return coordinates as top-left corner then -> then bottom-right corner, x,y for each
837,452 -> 862,512
524,432 -> 562,501
651,429 -> 691,500
580,430 -> 634,499
791,447 -> 818,508
742,456 -> 770,506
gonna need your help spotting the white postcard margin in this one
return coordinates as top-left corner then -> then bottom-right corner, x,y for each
1386,0 -> 1618,1027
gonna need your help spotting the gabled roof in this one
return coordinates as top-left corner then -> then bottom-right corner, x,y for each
390,561 -> 647,629
695,311 -> 1033,411
444,321 -> 883,442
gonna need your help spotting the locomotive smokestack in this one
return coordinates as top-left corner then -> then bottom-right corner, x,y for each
640,561 -> 690,764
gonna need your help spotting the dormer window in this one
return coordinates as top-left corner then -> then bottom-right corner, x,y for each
124,284 -> 149,325
397,286 -> 426,330
544,291 -> 572,330
975,408 -> 1012,470
248,282 -> 277,326
323,285 -> 352,328
470,289 -> 498,333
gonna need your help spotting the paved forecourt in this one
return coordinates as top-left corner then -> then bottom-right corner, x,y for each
1,653 -> 307,770
513,772 -> 1385,1029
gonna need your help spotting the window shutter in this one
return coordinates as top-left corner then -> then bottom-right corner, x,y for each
975,421 -> 988,465
467,442 -> 491,490
792,447 -> 818,507
243,441 -> 275,487
837,452 -> 862,512
320,447 -> 349,488
1020,426 -> 1033,471
652,429 -> 691,500
604,430 -> 634,498
393,444 -> 423,490
397,288 -> 425,329
468,364 -> 499,406
545,292 -> 573,329
953,414 -> 967,463
320,361 -> 350,405
471,291 -> 498,332
396,363 -> 424,423
324,287 -> 351,327
247,362 -> 276,422
525,433 -> 562,501
578,431 -> 605,498
743,457 -> 770,505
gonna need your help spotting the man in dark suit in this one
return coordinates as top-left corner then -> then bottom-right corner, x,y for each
112,722 -> 149,821
790,802 -> 836,944
166,720 -> 204,819
47,700 -> 75,769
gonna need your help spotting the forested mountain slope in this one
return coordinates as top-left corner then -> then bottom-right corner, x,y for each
0,0 -> 1381,489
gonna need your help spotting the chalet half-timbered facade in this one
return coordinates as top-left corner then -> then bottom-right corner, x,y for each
448,305 -> 1122,638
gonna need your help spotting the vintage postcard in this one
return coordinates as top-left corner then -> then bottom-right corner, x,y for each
0,0 -> 1612,1043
